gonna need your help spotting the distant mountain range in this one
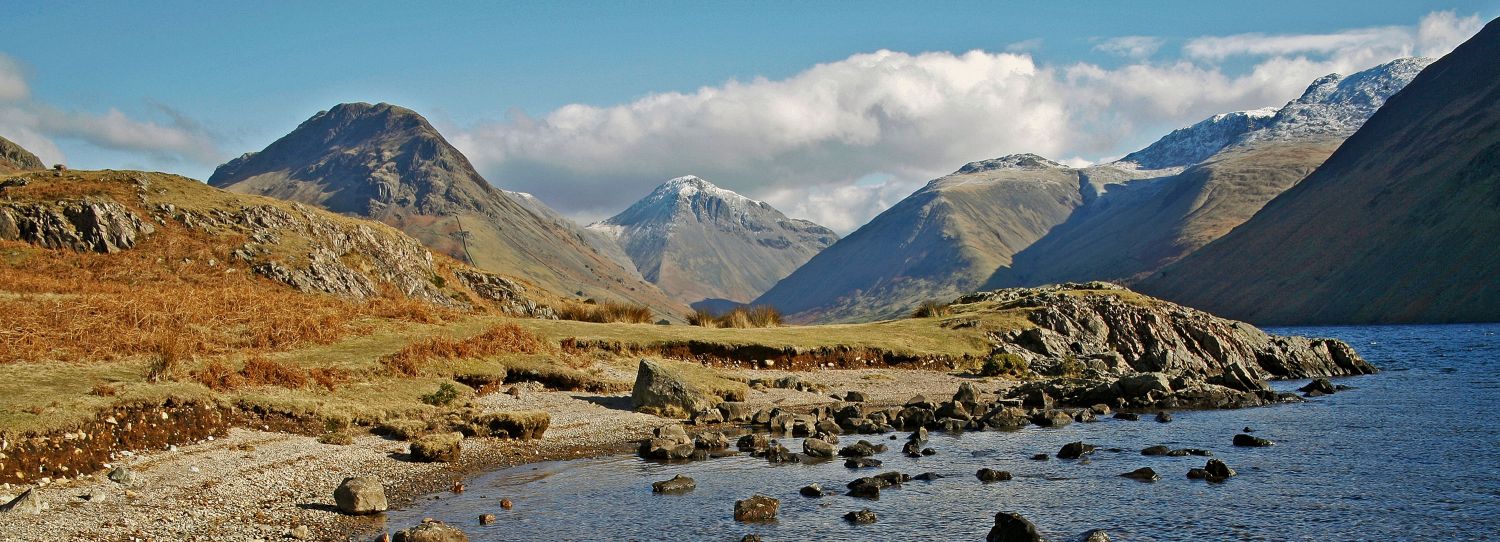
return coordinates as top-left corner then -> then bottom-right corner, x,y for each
758,57 -> 1433,323
207,102 -> 686,316
1139,19 -> 1500,324
589,176 -> 837,307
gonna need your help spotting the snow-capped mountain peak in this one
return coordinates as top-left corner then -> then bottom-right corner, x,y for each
1117,57 -> 1434,170
957,153 -> 1065,174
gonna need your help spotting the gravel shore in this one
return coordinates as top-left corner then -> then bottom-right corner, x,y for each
0,368 -> 978,541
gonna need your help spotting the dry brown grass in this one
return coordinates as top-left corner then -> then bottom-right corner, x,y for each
241,356 -> 309,389
911,300 -> 952,318
382,323 -> 549,376
555,300 -> 654,324
687,305 -> 783,328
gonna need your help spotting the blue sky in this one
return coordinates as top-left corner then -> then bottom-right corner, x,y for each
1,1 -> 1495,231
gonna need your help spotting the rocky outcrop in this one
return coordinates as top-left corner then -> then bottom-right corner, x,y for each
453,270 -> 556,318
0,136 -> 44,172
969,283 -> 1375,380
0,198 -> 155,253
333,477 -> 388,515
958,283 -> 1373,409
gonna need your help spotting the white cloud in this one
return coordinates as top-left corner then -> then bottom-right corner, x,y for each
0,56 -> 223,168
1183,11 -> 1481,61
1093,36 -> 1164,59
454,11 -> 1482,234
0,54 -> 28,102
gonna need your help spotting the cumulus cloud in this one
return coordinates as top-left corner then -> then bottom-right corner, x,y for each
457,9 -> 1484,234
0,54 -> 223,168
1093,36 -> 1164,59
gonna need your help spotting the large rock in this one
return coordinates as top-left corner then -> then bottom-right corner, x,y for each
0,489 -> 45,515
393,520 -> 469,542
733,494 -> 779,522
631,359 -> 742,418
410,432 -> 463,462
803,437 -> 836,458
333,477 -> 388,515
988,511 -> 1047,542
1057,441 -> 1096,460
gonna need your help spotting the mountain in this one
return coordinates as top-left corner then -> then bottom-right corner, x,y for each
207,102 -> 684,315
762,58 -> 1429,324
1138,20 -> 1500,325
0,135 -> 44,173
589,175 -> 838,305
986,57 -> 1432,289
753,155 -> 1151,322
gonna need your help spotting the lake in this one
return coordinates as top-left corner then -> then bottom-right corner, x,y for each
390,324 -> 1500,541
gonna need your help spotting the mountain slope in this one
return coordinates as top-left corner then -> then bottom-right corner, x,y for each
503,189 -> 640,277
1138,20 -> 1500,324
207,102 -> 685,316
589,176 -> 838,305
754,155 -> 1144,322
987,58 -> 1430,289
0,135 -> 44,173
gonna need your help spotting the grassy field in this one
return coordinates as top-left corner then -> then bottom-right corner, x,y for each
0,169 -> 1057,441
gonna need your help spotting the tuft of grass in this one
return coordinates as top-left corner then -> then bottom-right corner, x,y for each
241,355 -> 309,389
688,309 -> 718,328
556,301 -> 654,324
420,382 -> 466,407
980,352 -> 1029,377
192,359 -> 244,391
911,300 -> 952,318
687,305 -> 783,329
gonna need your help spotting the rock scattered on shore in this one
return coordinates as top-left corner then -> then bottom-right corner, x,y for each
333,476 -> 388,515
393,520 -> 468,542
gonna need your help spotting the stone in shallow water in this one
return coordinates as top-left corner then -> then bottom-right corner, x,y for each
651,474 -> 696,493
334,476 -> 388,515
733,494 -> 779,522
1120,467 -> 1160,482
1233,433 -> 1274,447
844,508 -> 879,524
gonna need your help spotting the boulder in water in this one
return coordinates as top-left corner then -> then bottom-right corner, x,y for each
733,494 -> 779,522
844,508 -> 879,524
977,468 -> 1013,482
1233,434 -> 1274,447
651,474 -> 696,493
987,511 -> 1046,542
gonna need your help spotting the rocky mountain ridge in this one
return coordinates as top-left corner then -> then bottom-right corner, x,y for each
1119,57 -> 1432,170
206,102 -> 685,316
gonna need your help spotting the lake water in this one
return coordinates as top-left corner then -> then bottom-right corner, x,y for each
389,324 -> 1500,541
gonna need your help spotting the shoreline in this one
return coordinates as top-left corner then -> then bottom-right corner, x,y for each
0,368 -> 983,542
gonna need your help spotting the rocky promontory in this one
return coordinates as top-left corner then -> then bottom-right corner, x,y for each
962,282 -> 1375,410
